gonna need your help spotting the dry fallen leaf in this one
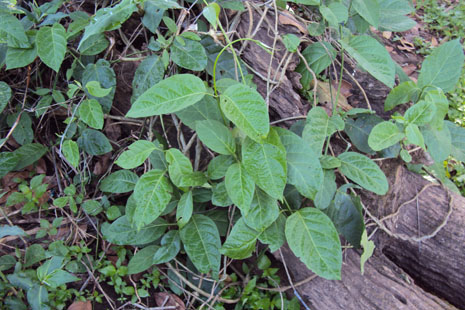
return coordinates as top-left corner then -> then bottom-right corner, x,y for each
278,11 -> 307,34
398,39 -> 415,51
154,292 -> 186,310
315,81 -> 352,113
431,37 -> 438,47
382,31 -> 392,39
402,64 -> 417,76
68,301 -> 91,310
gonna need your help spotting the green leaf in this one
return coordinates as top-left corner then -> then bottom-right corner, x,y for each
405,123 -> 425,149
44,270 -> 79,288
220,83 -> 269,142
101,215 -> 168,245
0,225 -> 26,238
131,54 -> 164,102
116,140 -> 157,169
175,95 -> 223,130
324,191 -> 364,248
180,214 -> 221,274
0,81 -> 11,114
417,39 -> 465,93
99,170 -> 139,193
384,81 -> 420,111
133,169 -> 172,229
25,244 -> 47,268
82,59 -> 116,113
78,99 -> 104,129
287,0 -> 320,5
259,213 -> 286,252
0,11 -> 29,47
196,120 -> 236,155
445,121 -> 465,162
338,152 -> 388,195
243,188 -> 279,232
171,37 -> 207,71
296,42 -> 336,90
13,143 -> 48,170
85,81 -> 112,98
282,34 -> 300,53
82,200 -> 103,216
207,155 -> 235,180
404,100 -> 436,126
320,3 -> 348,28
424,89 -> 449,130
212,181 -> 232,207
285,208 -> 342,280
378,0 -> 416,32
340,35 -> 395,88
345,114 -> 383,154
36,23 -> 67,72
78,33 -> 109,55
242,131 -> 287,199
5,46 -> 37,70
225,163 -> 255,212
277,127 -> 323,200
303,107 -> 337,155
7,112 -> 33,145
352,0 -> 379,27
77,128 -> 112,156
314,170 -> 337,210
360,229 -> 375,275
221,218 -> 259,259
128,245 -> 158,274
27,285 -> 49,310
142,1 -> 165,33
319,155 -> 341,169
166,148 -> 195,187
368,121 -> 405,151
177,191 -> 193,229
0,152 -> 19,178
422,125 -> 452,162
0,255 -> 16,272
153,230 -> 181,264
203,3 -> 220,29
62,140 -> 79,168
148,140 -> 167,170
127,74 -> 206,118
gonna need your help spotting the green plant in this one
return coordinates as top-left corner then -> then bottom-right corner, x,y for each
5,174 -> 49,214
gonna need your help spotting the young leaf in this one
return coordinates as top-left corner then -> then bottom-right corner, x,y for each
131,54 -> 164,102
128,245 -> 158,274
352,0 -> 379,28
133,170 -> 172,228
405,123 -> 425,149
384,81 -> 420,111
196,120 -> 236,155
85,81 -> 112,98
78,99 -> 104,129
339,35 -> 395,88
424,89 -> 449,130
208,155 -> 235,180
115,140 -> 157,169
177,191 -> 193,229
314,170 -> 337,210
225,163 -> 255,213
242,133 -> 287,200
166,148 -> 204,187
282,34 -> 300,53
338,152 -> 388,195
127,74 -> 206,118
368,121 -> 405,151
303,107 -> 337,155
243,188 -> 279,232
360,229 -> 375,275
258,213 -> 286,252
417,39 -> 465,93
180,214 -> 221,274
171,37 -> 207,71
27,285 -> 49,310
36,23 -> 67,72
422,125 -> 452,162
77,129 -> 112,156
62,140 -> 79,168
153,230 -> 181,264
99,170 -> 139,193
320,3 -> 348,28
203,3 -> 220,29
404,100 -> 436,125
285,208 -> 342,280
82,59 -> 116,113
220,83 -> 269,142
221,218 -> 260,259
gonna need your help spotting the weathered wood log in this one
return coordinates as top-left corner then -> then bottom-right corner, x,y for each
361,161 -> 465,308
278,246 -> 456,310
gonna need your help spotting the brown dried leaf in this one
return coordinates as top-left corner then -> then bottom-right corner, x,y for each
68,301 -> 92,310
431,37 -> 438,47
315,81 -> 352,112
402,64 -> 417,76
398,39 -> 415,51
382,31 -> 392,39
278,11 -> 307,34
154,292 -> 186,310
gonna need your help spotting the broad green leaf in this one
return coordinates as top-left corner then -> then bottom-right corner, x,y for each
153,230 -> 181,264
338,152 -> 388,195
303,107 -> 337,155
99,170 -> 139,193
221,218 -> 259,259
25,244 -> 46,268
177,191 -> 193,229
101,215 -> 168,245
42,270 -> 79,288
85,81 -> 112,98
142,1 -> 165,33
78,99 -> 104,129
424,89 -> 449,129
259,213 -> 286,252
212,181 -> 233,207
62,140 -> 79,168
282,34 -> 300,53
0,81 -> 11,114
180,214 -> 221,274
360,229 -> 375,275
0,11 -> 29,47
7,112 -> 33,145
378,0 -> 416,32
368,121 -> 405,151
176,95 -> 223,130
13,143 -> 48,170
36,23 -> 67,72
148,140 -> 167,170
116,140 -> 157,169
287,0 -> 320,4
220,83 -> 269,142
133,170 -> 172,228
340,35 -> 395,88
0,255 -> 16,272
82,59 -> 116,113
203,3 -> 220,29
384,81 -> 420,111
296,42 -> 336,90
445,121 -> 465,162
127,74 -> 206,118
285,208 -> 342,280
0,225 -> 26,239
404,100 -> 436,125
242,132 -> 287,199
207,155 -> 235,180
128,245 -> 158,274
319,155 -> 341,169
352,0 -> 379,27
166,148 -> 203,187
79,33 -> 109,55
77,129 -> 112,156
196,120 -> 236,155
0,152 -> 19,178
131,54 -> 164,102
82,200 -> 103,215
27,285 -> 49,310
277,127 -> 323,200
243,188 -> 279,232
225,163 -> 255,212
405,123 -> 425,149
345,114 -> 383,154
422,125 -> 452,162
314,170 -> 337,210
324,191 -> 364,248
171,37 -> 207,71
78,0 -> 137,49
417,39 -> 465,93
320,3 -> 348,28
6,46 -> 37,70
